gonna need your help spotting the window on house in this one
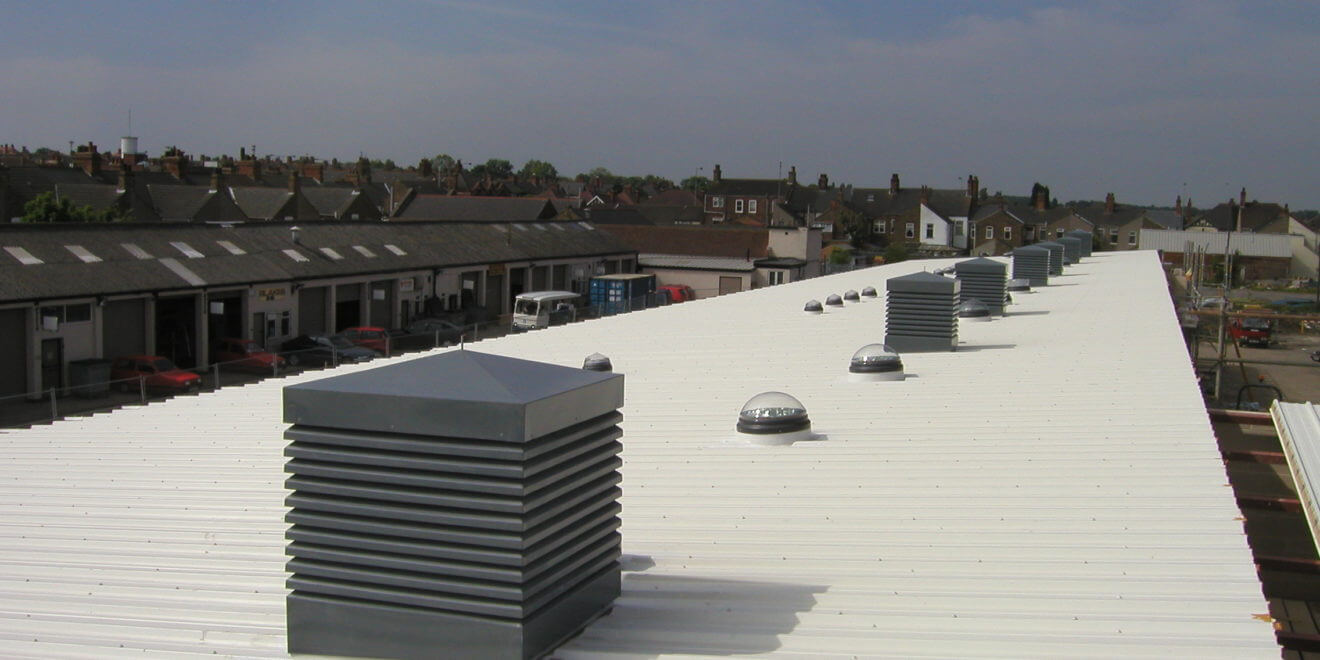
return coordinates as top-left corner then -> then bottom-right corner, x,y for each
40,303 -> 92,325
1110,230 -> 1119,244
735,199 -> 745,213
1128,231 -> 1137,245
924,224 -> 933,239
712,214 -> 724,223
748,199 -> 757,214
1003,226 -> 1012,241
1056,228 -> 1065,238
712,196 -> 724,208
955,222 -> 964,236
875,221 -> 886,234
986,226 -> 994,240
866,194 -> 875,202
769,271 -> 785,285
905,223 -> 915,239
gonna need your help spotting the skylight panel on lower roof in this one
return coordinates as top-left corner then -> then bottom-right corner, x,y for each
283,249 -> 310,263
578,222 -> 595,230
170,241 -> 204,259
121,243 -> 152,259
384,244 -> 406,256
3,246 -> 42,265
352,245 -> 376,258
64,245 -> 102,263
511,223 -> 528,231
320,247 -> 344,260
216,240 -> 245,255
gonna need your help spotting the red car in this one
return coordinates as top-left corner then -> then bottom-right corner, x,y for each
110,355 -> 202,392
1228,318 -> 1272,347
341,326 -> 391,355
658,284 -> 696,303
214,337 -> 285,371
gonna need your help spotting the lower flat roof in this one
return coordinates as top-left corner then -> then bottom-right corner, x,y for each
0,250 -> 1277,657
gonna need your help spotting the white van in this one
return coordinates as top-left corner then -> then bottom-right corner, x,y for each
511,291 -> 580,332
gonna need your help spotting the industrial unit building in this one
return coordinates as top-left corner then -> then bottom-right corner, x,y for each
0,249 -> 1283,657
0,221 -> 635,399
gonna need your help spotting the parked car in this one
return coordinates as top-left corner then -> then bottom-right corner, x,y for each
341,326 -> 391,354
280,334 -> 379,367
1197,297 -> 1232,311
213,337 -> 284,372
390,318 -> 466,351
1228,317 -> 1272,347
658,284 -> 696,303
1273,298 -> 1315,311
109,355 -> 201,392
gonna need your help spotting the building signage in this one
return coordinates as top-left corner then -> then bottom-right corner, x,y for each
399,278 -> 415,292
257,287 -> 286,301
487,264 -> 506,276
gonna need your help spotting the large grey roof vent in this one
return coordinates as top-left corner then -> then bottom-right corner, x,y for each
1066,230 -> 1093,257
282,351 -> 624,660
848,343 -> 904,382
883,271 -> 959,352
1058,236 -> 1082,264
954,257 -> 1008,315
1012,246 -> 1050,286
1033,241 -> 1066,275
737,391 -> 812,445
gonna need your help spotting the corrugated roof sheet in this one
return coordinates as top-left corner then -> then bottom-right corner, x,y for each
638,253 -> 757,271
1140,229 -> 1295,258
0,250 -> 1276,657
1272,401 -> 1320,556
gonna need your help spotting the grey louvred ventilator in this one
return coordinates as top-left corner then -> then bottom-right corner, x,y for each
883,271 -> 959,352
1034,241 -> 1065,275
1058,236 -> 1082,264
737,391 -> 812,445
282,351 -> 624,660
954,257 -> 1008,315
848,343 -> 904,382
1012,245 -> 1050,286
1066,229 -> 1094,258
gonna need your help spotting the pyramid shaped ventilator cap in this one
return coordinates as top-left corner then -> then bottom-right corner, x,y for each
883,271 -> 960,353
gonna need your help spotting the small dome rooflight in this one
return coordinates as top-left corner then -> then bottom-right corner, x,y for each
848,343 -> 904,382
804,299 -> 824,314
861,286 -> 878,299
843,290 -> 860,302
1007,278 -> 1031,292
737,391 -> 812,445
959,298 -> 991,321
825,294 -> 844,307
582,352 -> 613,372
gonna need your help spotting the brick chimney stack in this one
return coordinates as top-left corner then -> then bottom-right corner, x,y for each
288,170 -> 301,195
162,147 -> 187,180
300,158 -> 325,183
1033,188 -> 1046,211
116,164 -> 133,194
890,173 -> 900,196
1240,187 -> 1247,206
237,147 -> 262,180
787,166 -> 796,185
73,142 -> 101,176
1104,192 -> 1115,214
919,185 -> 931,204
818,173 -> 829,189
209,169 -> 222,193
966,174 -> 978,199
712,164 -> 722,184
1175,195 -> 1182,217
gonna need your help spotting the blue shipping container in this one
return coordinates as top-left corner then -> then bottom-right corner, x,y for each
588,274 -> 656,316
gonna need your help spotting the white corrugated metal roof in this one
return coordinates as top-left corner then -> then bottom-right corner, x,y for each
1272,401 -> 1320,556
1140,229 -> 1296,258
0,251 -> 1276,658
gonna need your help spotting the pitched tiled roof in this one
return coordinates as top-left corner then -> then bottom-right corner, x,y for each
229,187 -> 294,221
53,183 -> 122,210
1193,202 -> 1289,232
596,224 -> 769,259
707,178 -> 793,197
582,207 -> 653,225
392,195 -> 558,222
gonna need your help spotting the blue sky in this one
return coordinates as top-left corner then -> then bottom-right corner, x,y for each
2,1 -> 1317,208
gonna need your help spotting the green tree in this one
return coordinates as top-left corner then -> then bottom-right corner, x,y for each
882,242 -> 908,264
828,248 -> 852,265
21,191 -> 123,223
681,175 -> 710,191
418,158 -> 434,177
518,159 -> 558,181
431,153 -> 456,173
472,158 -> 513,179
